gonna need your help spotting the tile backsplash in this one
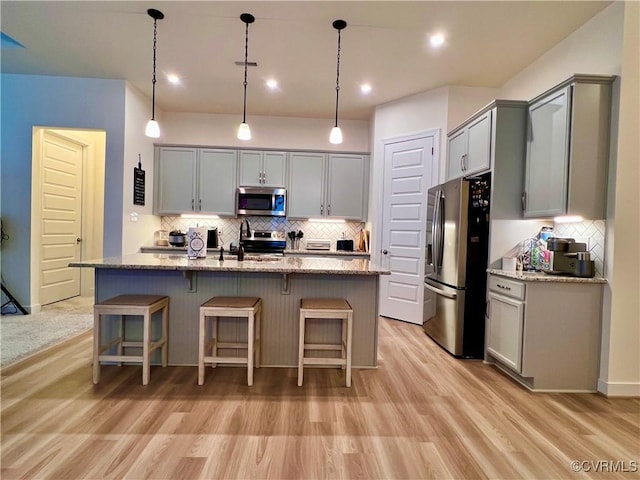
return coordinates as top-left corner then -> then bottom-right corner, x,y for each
553,219 -> 605,277
161,216 -> 365,250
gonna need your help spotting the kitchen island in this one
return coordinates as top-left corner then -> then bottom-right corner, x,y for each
71,253 -> 389,367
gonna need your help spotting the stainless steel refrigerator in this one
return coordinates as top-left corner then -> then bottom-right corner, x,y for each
424,173 -> 490,358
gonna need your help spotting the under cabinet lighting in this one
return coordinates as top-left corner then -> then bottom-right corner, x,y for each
309,218 -> 347,224
554,215 -> 584,223
181,214 -> 220,219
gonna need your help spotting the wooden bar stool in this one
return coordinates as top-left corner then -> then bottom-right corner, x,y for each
93,294 -> 169,385
199,296 -> 262,386
298,298 -> 353,387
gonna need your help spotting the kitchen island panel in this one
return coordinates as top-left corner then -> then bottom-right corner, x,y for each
94,269 -> 378,367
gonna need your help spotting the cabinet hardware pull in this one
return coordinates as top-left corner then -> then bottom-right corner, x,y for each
496,283 -> 511,291
328,204 -> 331,214
521,191 -> 527,211
191,199 -> 195,211
199,199 -> 202,211
320,204 -> 324,215
460,155 -> 464,172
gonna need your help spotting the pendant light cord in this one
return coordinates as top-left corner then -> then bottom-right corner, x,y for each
242,21 -> 249,124
151,17 -> 158,120
334,28 -> 342,128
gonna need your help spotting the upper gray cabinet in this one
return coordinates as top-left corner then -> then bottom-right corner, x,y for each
154,147 -> 237,216
446,110 -> 492,180
446,101 -> 528,220
288,152 -> 369,221
523,75 -> 614,219
239,150 -> 286,187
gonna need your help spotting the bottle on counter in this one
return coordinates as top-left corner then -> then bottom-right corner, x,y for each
237,243 -> 244,261
218,246 -> 224,261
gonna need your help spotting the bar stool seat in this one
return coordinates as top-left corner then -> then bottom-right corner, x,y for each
298,298 -> 353,387
199,296 -> 262,386
93,294 -> 169,385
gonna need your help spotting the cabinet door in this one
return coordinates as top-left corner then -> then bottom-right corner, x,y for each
327,154 -> 367,220
199,149 -> 237,216
262,152 -> 286,187
238,151 -> 262,186
288,153 -> 325,218
155,147 -> 197,214
524,86 -> 571,217
487,291 -> 524,373
446,129 -> 466,181
465,111 -> 492,175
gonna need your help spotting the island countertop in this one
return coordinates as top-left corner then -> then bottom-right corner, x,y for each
70,253 -> 389,276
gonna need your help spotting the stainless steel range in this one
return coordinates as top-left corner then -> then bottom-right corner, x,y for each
240,227 -> 286,255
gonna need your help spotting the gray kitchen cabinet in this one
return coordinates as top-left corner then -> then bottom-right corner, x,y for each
486,273 -> 603,391
288,152 -> 326,218
446,110 -> 491,180
523,75 -> 614,219
154,147 -> 237,216
239,150 -> 286,187
155,147 -> 197,214
288,152 -> 369,221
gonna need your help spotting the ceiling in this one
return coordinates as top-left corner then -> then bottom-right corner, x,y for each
1,1 -> 611,121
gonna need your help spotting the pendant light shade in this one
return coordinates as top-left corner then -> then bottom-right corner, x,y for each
238,13 -> 255,141
146,8 -> 164,138
330,19 -> 347,145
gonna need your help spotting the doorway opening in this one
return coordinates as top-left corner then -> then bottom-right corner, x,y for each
30,128 -> 105,312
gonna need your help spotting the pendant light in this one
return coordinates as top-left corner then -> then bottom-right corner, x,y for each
329,19 -> 347,145
145,8 -> 164,138
237,13 -> 255,141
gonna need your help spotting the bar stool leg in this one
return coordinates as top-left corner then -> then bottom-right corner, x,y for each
297,311 -> 305,386
211,316 -> 218,368
161,303 -> 169,367
346,311 -> 353,387
247,311 -> 255,386
198,310 -> 206,386
142,309 -> 151,386
117,314 -> 124,366
93,311 -> 101,384
255,306 -> 261,369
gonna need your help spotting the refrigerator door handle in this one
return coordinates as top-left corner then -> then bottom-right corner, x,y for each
424,281 -> 457,300
436,191 -> 445,271
431,190 -> 440,274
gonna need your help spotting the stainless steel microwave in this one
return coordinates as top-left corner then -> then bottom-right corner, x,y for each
236,187 -> 286,216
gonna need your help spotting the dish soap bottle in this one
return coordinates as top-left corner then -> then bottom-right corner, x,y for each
237,243 -> 244,261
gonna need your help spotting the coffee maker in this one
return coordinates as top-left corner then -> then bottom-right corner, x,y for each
545,237 -> 595,277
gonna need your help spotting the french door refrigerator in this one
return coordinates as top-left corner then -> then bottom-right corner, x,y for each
424,172 -> 490,358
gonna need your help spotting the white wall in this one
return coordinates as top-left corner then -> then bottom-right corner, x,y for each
122,83 -> 161,254
447,86 -> 500,132
160,112 -> 370,153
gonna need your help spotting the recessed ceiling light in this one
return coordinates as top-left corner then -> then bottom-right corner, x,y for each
266,79 -> 278,90
167,74 -> 180,85
429,33 -> 445,48
360,83 -> 372,94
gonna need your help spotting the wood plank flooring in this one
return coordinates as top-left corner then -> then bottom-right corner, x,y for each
1,317 -> 638,479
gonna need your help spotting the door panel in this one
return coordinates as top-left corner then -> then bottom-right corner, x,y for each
40,132 -> 82,305
437,178 -> 468,288
379,135 -> 434,324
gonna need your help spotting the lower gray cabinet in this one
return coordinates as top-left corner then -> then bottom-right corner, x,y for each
486,274 -> 603,392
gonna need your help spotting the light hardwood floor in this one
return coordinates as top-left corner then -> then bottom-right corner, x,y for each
1,317 -> 638,479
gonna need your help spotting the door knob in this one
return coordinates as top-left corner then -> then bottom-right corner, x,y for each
382,249 -> 388,255
76,237 -> 82,243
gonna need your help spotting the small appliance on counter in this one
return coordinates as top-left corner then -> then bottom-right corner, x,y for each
207,227 -> 218,249
168,230 -> 186,247
544,237 -> 595,277
306,239 -> 331,251
154,230 -> 169,246
336,239 -> 354,251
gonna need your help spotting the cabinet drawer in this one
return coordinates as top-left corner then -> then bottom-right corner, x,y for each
488,275 -> 525,300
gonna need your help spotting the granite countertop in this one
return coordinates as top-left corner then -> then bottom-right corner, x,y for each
487,269 -> 607,284
71,253 -> 389,276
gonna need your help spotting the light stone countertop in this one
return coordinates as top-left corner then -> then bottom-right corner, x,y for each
71,253 -> 389,276
487,269 -> 607,284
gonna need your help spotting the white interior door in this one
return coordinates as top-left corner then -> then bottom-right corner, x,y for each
379,134 -> 434,324
39,131 -> 83,305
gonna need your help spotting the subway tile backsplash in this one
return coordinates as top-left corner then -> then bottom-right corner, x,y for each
554,219 -> 605,277
161,216 -> 365,250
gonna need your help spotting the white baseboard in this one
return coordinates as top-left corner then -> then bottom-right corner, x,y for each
598,378 -> 640,397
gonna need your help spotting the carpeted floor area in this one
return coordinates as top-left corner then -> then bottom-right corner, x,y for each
1,296 -> 93,366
